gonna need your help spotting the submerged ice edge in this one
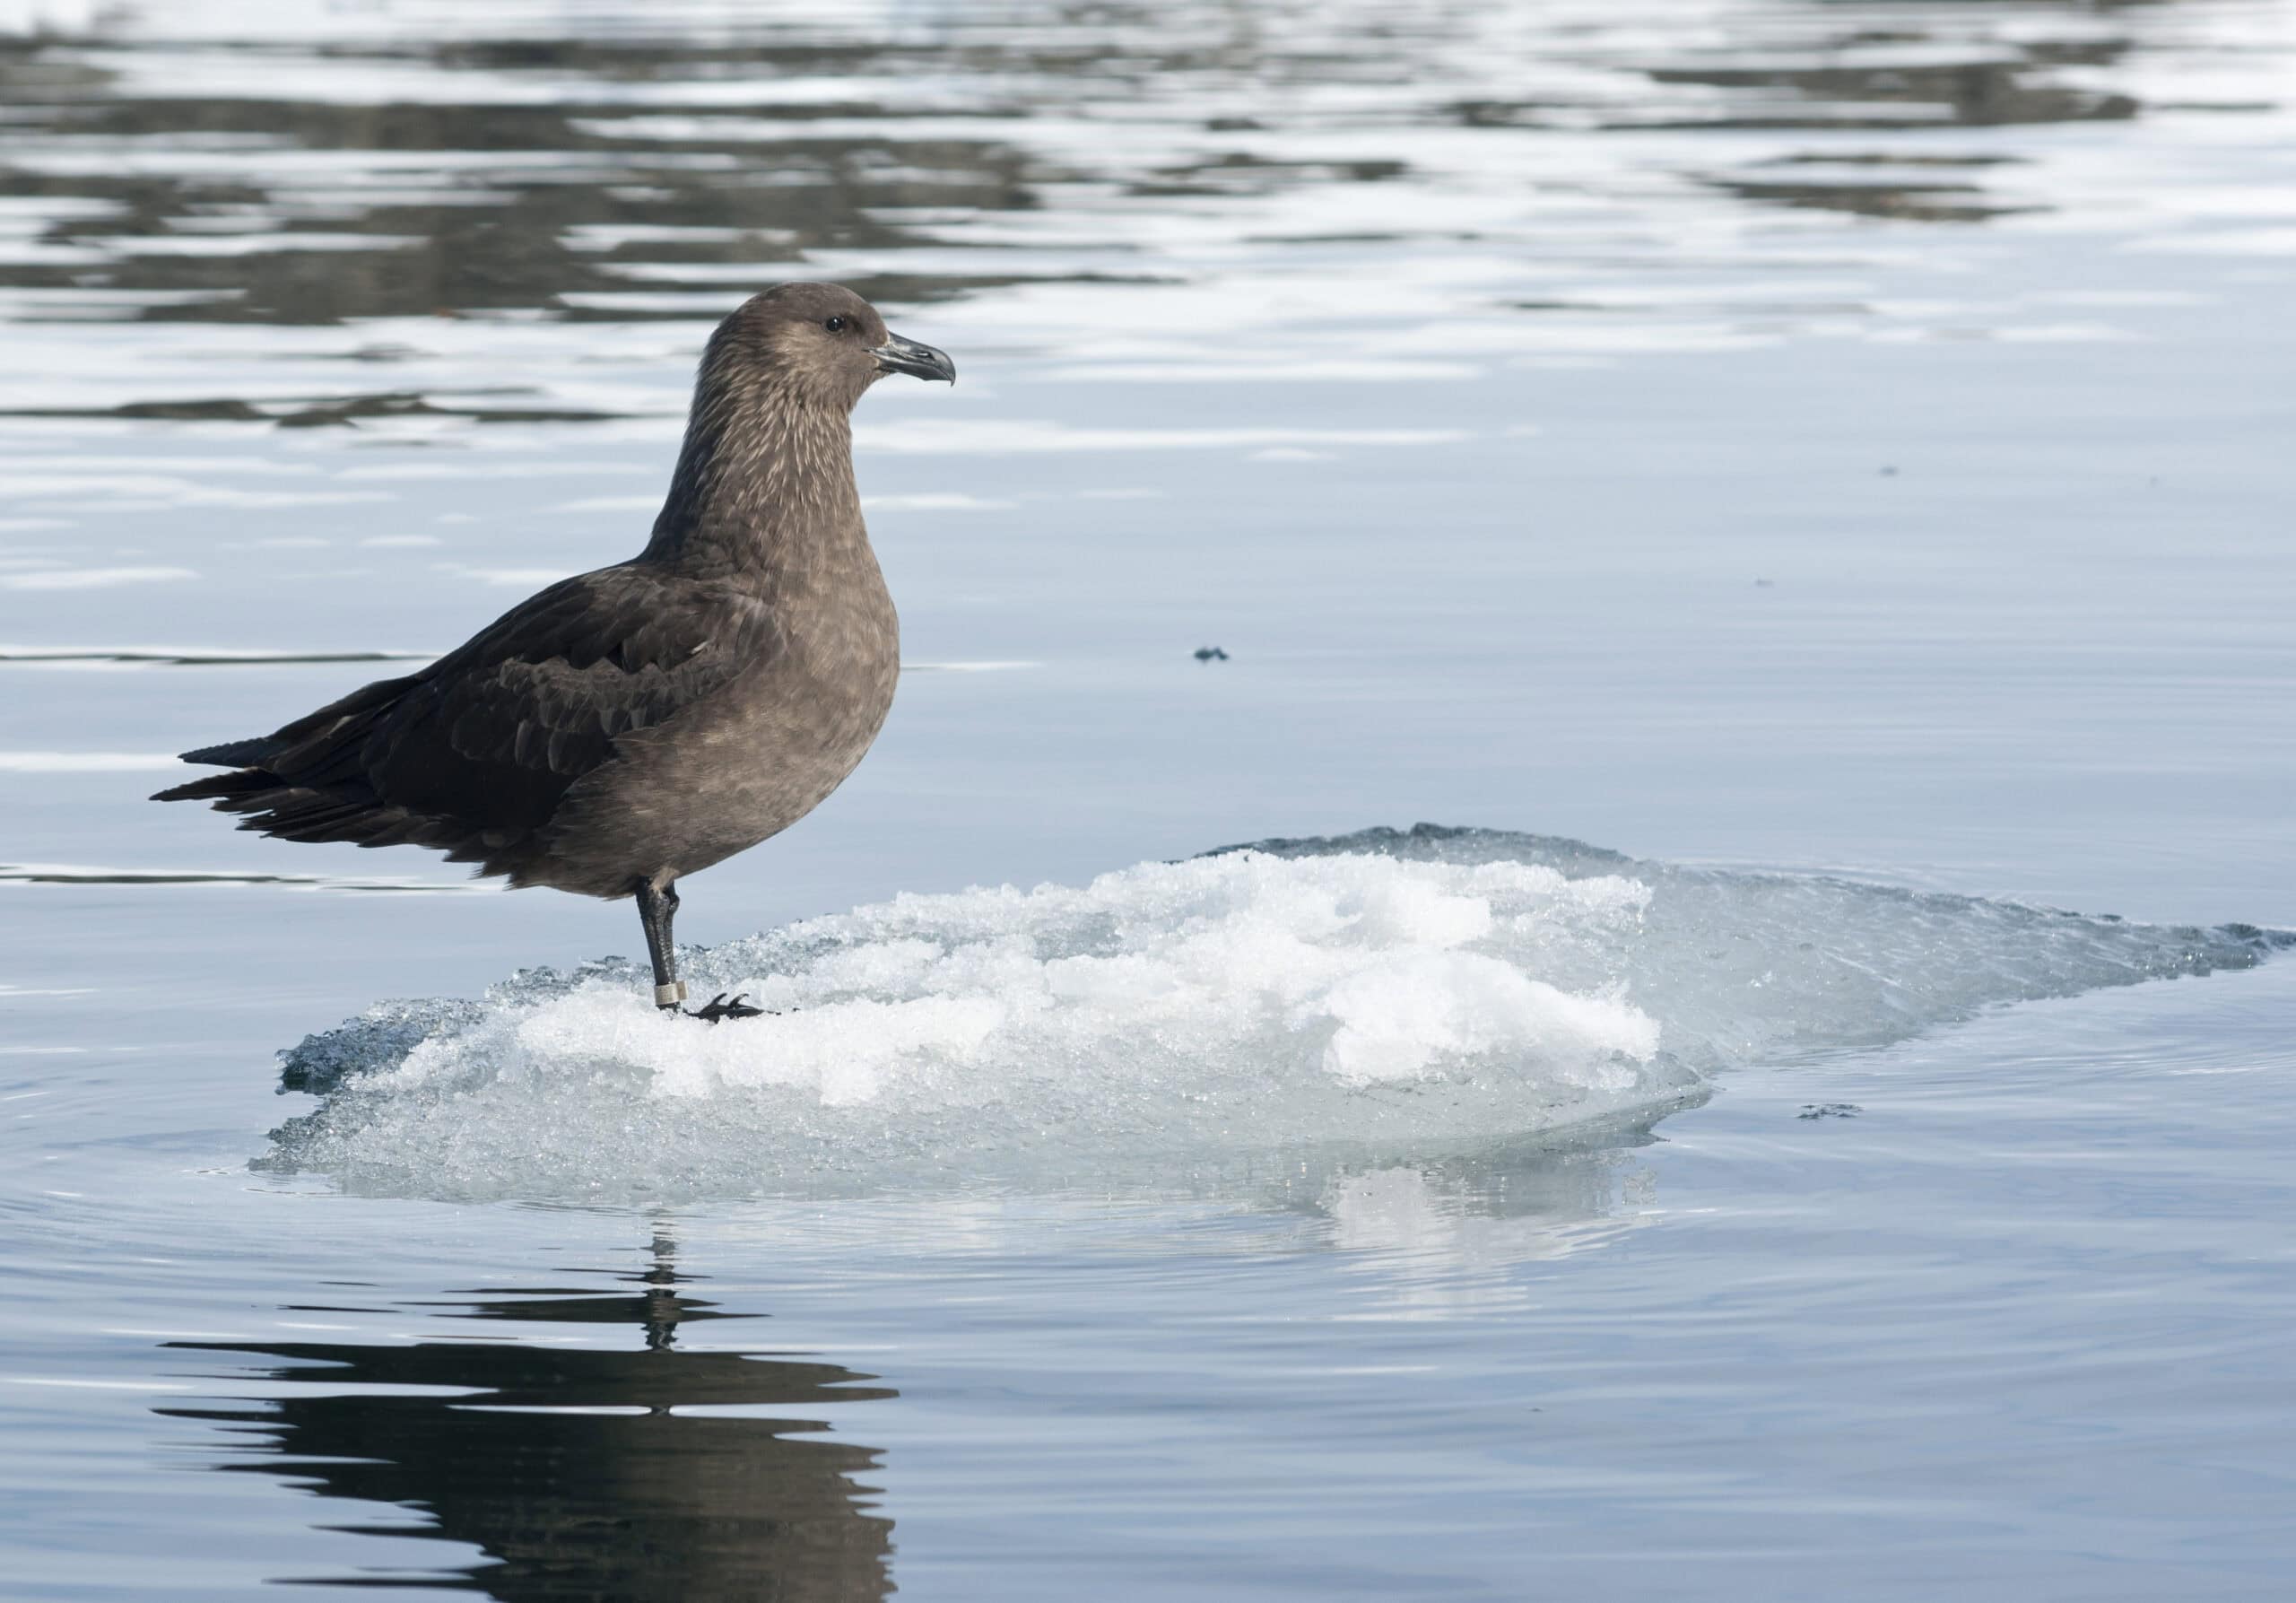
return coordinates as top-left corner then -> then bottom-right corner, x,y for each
261,827 -> 2284,1202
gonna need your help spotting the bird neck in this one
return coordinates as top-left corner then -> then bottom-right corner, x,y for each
643,376 -> 866,580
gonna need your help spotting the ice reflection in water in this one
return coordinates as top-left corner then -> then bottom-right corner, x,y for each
148,1143 -> 1654,1597
149,1135 -> 1655,1598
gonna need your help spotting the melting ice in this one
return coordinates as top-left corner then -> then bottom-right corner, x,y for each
270,826 -> 2283,1200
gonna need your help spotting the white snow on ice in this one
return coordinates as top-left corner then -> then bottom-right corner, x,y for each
269,827 -> 2282,1201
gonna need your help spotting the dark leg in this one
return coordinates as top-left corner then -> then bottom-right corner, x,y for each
634,876 -> 765,1024
635,877 -> 684,1009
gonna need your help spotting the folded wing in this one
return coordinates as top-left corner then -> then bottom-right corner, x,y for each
154,564 -> 781,878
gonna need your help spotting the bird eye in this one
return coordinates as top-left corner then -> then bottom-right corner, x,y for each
824,316 -> 848,333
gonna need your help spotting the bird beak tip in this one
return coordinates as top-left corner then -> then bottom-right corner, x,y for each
874,332 -> 956,384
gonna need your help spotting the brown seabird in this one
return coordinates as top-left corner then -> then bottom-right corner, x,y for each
154,283 -> 954,1021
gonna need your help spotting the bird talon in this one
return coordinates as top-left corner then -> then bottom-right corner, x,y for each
687,991 -> 768,1024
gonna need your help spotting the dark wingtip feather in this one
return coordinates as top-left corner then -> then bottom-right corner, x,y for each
179,736 -> 281,767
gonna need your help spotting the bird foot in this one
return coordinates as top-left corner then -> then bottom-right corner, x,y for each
686,991 -> 769,1024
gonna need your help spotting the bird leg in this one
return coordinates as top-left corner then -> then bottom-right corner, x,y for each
634,877 -> 767,1023
634,877 -> 686,1010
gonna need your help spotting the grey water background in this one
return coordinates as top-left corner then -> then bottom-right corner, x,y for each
3,0 -> 2295,1596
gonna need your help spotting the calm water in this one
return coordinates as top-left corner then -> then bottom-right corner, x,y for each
3,1 -> 2294,1597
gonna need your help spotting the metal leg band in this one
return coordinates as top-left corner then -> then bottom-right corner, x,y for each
654,981 -> 688,1007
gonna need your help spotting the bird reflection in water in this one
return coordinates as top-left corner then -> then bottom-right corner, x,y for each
156,1233 -> 894,1600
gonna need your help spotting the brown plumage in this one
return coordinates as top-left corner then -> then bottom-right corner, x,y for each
154,283 -> 954,1017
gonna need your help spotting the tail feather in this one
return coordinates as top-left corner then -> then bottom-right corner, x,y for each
154,672 -> 422,807
151,768 -> 276,804
154,764 -> 526,870
262,796 -> 387,843
153,668 -> 530,878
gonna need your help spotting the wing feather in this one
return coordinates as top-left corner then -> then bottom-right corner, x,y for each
361,568 -> 775,829
154,563 -> 781,858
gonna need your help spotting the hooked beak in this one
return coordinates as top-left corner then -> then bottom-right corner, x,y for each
873,331 -> 956,384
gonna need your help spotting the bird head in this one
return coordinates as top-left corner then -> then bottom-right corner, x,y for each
717,282 -> 955,412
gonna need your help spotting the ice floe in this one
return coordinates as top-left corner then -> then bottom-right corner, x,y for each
267,826 -> 2283,1201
